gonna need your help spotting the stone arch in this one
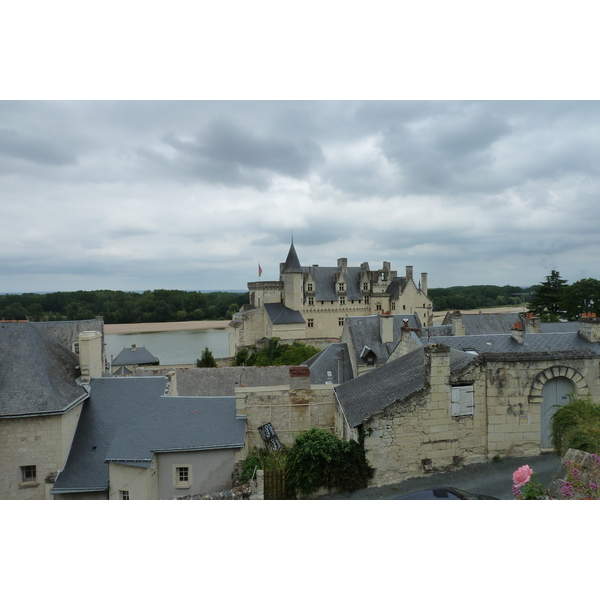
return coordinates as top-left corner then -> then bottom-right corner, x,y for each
528,365 -> 588,403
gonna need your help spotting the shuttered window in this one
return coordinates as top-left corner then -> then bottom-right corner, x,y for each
451,385 -> 474,416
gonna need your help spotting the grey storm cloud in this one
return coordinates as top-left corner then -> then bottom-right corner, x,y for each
0,126 -> 78,167
3,100 -> 600,293
159,119 -> 325,189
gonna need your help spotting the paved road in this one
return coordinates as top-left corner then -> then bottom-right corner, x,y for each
317,453 -> 562,500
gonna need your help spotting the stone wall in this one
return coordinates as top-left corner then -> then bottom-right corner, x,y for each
362,346 -> 488,487
0,404 -> 83,500
236,371 -> 336,454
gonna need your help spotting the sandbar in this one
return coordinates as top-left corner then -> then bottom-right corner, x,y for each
104,320 -> 230,334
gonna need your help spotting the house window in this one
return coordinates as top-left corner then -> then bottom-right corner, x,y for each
339,318 -> 344,327
451,385 -> 475,416
340,297 -> 345,305
174,465 -> 192,488
307,283 -> 313,292
72,342 -> 79,354
120,490 -> 130,500
21,465 -> 36,482
308,297 -> 314,306
307,318 -> 314,328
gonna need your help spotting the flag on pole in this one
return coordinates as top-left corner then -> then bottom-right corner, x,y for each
258,262 -> 263,277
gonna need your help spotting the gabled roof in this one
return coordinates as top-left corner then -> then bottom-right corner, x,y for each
111,345 -> 158,366
302,343 -> 354,385
137,365 -> 294,396
335,346 -> 476,428
345,314 -> 422,365
52,377 -> 246,494
0,323 -> 88,417
426,332 -> 600,357
264,302 -> 305,324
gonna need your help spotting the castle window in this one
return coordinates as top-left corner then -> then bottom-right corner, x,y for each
307,283 -> 313,292
365,296 -> 370,304
339,318 -> 344,327
21,465 -> 36,482
376,303 -> 382,311
338,283 -> 345,292
307,318 -> 314,328
363,283 -> 369,291
308,297 -> 314,306
120,490 -> 130,500
391,302 -> 396,310
340,297 -> 345,305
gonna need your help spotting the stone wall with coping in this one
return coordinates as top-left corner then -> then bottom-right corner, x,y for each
236,375 -> 336,455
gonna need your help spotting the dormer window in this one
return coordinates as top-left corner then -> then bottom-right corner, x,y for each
338,283 -> 345,292
363,283 -> 369,291
308,297 -> 314,306
307,283 -> 313,292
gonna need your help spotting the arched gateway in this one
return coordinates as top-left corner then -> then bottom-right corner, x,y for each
529,366 -> 588,449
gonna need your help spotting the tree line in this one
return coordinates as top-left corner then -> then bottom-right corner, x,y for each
427,284 -> 529,311
0,289 -> 249,324
527,270 -> 600,322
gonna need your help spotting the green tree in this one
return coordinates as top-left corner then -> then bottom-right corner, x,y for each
561,278 -> 600,320
528,270 -> 568,321
285,428 -> 374,497
196,347 -> 218,368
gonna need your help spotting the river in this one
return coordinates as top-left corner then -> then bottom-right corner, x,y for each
105,328 -> 229,366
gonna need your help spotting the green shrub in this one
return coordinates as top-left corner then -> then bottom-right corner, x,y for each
285,428 -> 374,497
551,395 -> 600,456
238,448 -> 287,483
196,346 -> 217,368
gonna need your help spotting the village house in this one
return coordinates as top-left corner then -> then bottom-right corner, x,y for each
332,315 -> 600,486
0,319 -> 247,500
111,343 -> 159,375
228,241 -> 432,356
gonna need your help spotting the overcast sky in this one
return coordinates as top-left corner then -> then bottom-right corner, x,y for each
3,100 -> 600,293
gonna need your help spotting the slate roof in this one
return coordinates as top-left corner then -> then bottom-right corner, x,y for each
30,318 -> 104,352
136,366 -> 294,396
52,377 -> 246,494
540,322 -> 580,333
263,302 -> 305,325
0,322 -> 88,417
441,312 -> 523,335
335,346 -> 476,427
301,343 -> 354,385
426,332 -> 600,357
282,241 -> 302,272
112,345 -> 159,366
345,314 -> 423,366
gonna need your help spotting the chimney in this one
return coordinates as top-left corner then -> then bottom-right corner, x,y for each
406,266 -> 413,281
379,313 -> 394,344
511,321 -> 524,345
337,258 -> 348,274
420,273 -> 428,296
425,343 -> 451,390
578,313 -> 600,343
78,331 -> 103,383
524,313 -> 541,333
450,311 -> 465,336
289,366 -> 311,390
131,343 -> 137,351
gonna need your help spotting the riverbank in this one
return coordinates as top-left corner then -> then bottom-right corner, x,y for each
104,320 -> 230,334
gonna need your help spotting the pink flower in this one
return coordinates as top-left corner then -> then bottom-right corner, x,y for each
513,465 -> 534,488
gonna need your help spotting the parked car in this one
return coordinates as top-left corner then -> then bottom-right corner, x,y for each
394,486 -> 498,500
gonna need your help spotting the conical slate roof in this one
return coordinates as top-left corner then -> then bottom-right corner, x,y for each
282,241 -> 302,272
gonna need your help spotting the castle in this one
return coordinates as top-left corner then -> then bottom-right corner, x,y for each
228,241 -> 433,355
